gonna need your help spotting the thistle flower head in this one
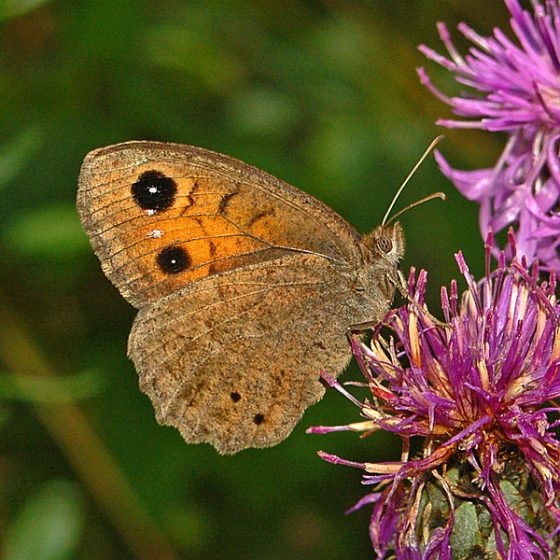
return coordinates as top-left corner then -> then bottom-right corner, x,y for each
418,0 -> 560,270
310,233 -> 560,559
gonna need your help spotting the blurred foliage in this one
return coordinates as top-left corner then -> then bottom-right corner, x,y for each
4,480 -> 84,560
0,127 -> 42,189
0,1 -> 510,559
0,369 -> 102,403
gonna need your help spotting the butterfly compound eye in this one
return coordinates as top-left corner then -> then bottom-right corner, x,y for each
377,236 -> 393,254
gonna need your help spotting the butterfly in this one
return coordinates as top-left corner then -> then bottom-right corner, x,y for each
77,141 -> 404,454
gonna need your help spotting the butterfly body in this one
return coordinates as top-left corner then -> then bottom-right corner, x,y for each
77,141 -> 404,454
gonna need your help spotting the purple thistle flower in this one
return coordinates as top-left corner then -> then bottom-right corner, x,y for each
309,233 -> 560,559
418,0 -> 560,270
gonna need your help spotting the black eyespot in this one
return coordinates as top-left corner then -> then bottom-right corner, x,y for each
253,413 -> 265,425
377,236 -> 393,254
132,170 -> 177,211
230,392 -> 241,402
157,246 -> 190,274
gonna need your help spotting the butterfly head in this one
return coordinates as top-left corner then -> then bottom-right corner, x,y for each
362,221 -> 405,267
350,222 -> 405,320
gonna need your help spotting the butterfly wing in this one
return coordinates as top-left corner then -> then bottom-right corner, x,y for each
77,141 -> 362,308
77,141 -> 378,453
128,253 -> 358,454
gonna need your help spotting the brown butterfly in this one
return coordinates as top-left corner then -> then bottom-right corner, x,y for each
77,141 -> 405,454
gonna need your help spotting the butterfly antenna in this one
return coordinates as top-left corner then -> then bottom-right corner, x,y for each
381,135 -> 445,226
385,192 -> 447,226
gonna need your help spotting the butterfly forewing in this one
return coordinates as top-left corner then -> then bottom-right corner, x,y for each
77,141 -> 362,308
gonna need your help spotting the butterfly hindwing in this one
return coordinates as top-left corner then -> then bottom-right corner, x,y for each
128,254 -> 355,454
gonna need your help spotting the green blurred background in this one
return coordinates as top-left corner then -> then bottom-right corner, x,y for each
0,1 -> 510,559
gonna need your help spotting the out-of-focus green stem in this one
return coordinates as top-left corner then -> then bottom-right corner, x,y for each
0,297 -> 181,560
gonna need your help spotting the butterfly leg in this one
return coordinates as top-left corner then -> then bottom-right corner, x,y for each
396,269 -> 409,299
348,270 -> 446,334
346,321 -> 384,335
390,269 -> 447,328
